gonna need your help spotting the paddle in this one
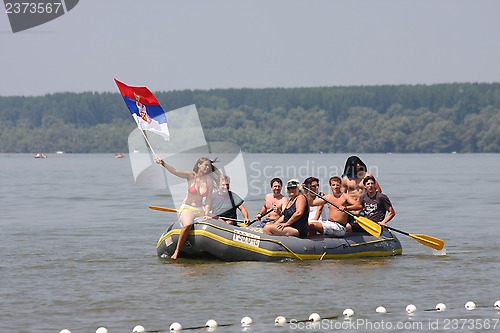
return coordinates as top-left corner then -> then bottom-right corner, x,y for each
148,205 -> 271,227
149,205 -> 238,223
218,209 -> 274,227
219,216 -> 245,224
149,205 -> 178,213
245,208 -> 275,227
384,225 -> 444,250
302,186 -> 382,237
149,206 -> 247,226
218,216 -> 253,226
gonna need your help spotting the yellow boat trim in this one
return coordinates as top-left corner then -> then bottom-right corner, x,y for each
157,223 -> 402,260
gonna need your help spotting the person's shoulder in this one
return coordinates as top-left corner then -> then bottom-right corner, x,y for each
358,192 -> 367,200
231,191 -> 244,201
211,192 -> 223,199
362,172 -> 375,180
324,193 -> 335,200
342,192 -> 357,201
377,191 -> 390,200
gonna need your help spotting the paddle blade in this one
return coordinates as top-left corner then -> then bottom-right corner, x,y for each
354,216 -> 382,237
149,205 -> 178,213
409,233 -> 444,250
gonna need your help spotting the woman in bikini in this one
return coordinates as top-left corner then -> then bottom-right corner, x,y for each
155,156 -> 220,260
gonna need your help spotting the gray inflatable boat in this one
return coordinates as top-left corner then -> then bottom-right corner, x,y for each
156,219 -> 402,261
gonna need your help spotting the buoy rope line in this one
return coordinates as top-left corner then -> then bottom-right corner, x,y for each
141,322 -> 233,332
59,300 -> 500,333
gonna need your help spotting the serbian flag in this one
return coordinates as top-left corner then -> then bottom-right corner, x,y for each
114,78 -> 170,141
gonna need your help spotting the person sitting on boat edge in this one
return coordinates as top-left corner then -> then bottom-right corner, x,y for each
209,175 -> 250,226
155,156 -> 220,260
303,176 -> 328,222
341,156 -> 381,229
253,177 -> 289,227
341,155 -> 382,200
263,179 -> 309,237
309,176 -> 362,236
357,175 -> 395,230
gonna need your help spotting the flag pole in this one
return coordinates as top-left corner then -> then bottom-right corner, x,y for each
139,129 -> 157,158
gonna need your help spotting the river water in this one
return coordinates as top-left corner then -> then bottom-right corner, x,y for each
1,153 -> 500,332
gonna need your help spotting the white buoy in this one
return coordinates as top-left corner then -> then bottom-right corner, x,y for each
96,328 -> 108,333
275,316 -> 287,326
309,313 -> 321,322
376,306 -> 387,314
241,316 -> 253,327
170,322 -> 182,331
435,303 -> 447,312
494,300 -> 500,309
132,325 -> 145,333
60,330 -> 71,333
343,308 -> 354,317
205,319 -> 218,329
465,301 -> 476,310
406,304 -> 417,314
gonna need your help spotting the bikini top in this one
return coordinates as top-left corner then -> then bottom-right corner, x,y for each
188,176 -> 209,197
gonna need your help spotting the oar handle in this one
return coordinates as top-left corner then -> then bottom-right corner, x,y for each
255,207 -> 275,221
246,208 -> 274,226
384,225 -> 410,236
219,216 -> 245,223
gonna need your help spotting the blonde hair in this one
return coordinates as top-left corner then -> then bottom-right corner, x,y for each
220,174 -> 230,183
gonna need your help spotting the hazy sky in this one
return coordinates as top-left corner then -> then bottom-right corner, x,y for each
1,0 -> 499,96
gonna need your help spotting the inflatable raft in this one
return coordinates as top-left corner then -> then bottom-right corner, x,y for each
156,219 -> 402,261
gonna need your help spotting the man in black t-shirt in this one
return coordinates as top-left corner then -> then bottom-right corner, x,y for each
358,175 -> 396,226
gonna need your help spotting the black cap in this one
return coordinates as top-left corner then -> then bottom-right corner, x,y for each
286,179 -> 300,189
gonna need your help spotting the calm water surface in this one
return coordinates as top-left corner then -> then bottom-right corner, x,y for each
1,153 -> 500,332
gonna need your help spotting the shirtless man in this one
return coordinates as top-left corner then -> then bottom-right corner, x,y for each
341,156 -> 381,201
309,176 -> 362,236
253,178 -> 289,226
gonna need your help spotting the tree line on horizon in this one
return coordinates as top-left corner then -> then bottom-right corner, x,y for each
0,82 -> 499,153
